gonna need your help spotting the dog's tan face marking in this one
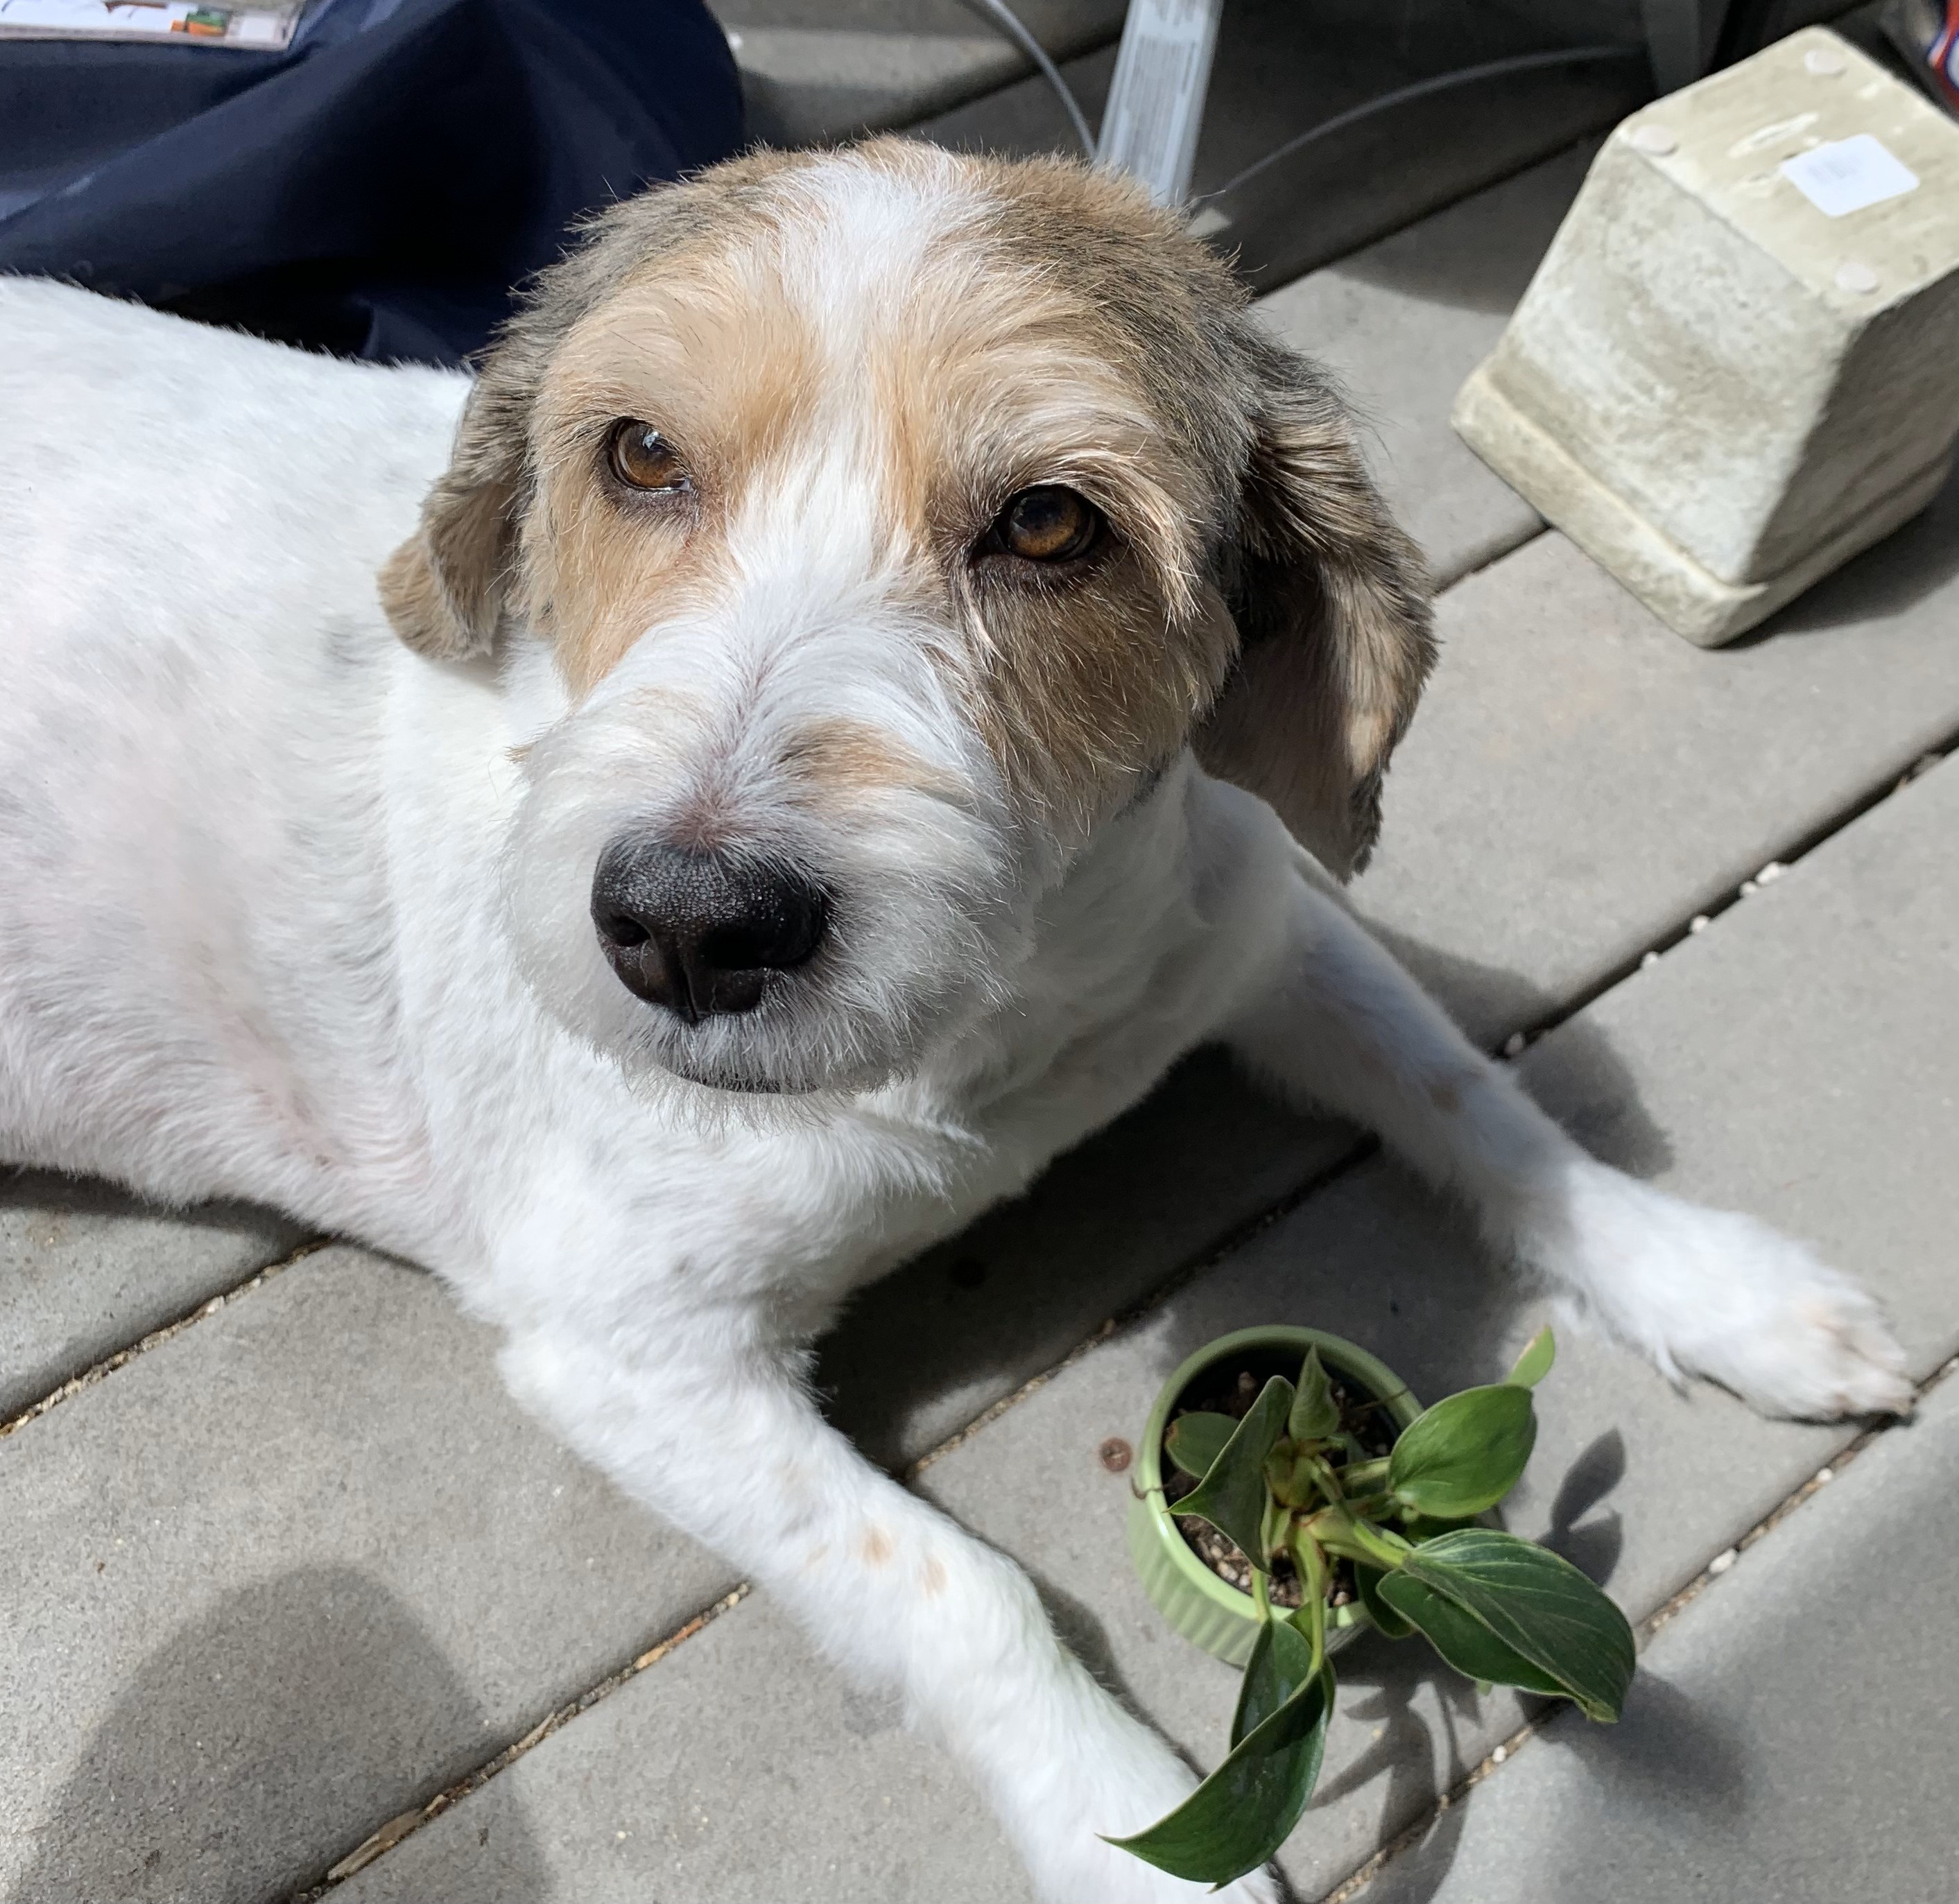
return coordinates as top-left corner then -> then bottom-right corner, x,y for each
501,145 -> 1254,822
779,719 -> 963,805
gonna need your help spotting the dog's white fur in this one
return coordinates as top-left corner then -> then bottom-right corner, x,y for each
0,145 -> 1911,1904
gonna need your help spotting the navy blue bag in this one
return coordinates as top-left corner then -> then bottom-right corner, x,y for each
0,0 -> 745,363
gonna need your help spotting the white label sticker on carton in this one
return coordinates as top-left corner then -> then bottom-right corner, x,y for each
1095,0 -> 1224,207
1779,135 -> 1920,218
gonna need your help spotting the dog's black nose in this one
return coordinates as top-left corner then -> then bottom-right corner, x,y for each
591,841 -> 827,1021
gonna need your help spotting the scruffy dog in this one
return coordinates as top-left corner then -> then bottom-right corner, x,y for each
0,142 -> 1910,1901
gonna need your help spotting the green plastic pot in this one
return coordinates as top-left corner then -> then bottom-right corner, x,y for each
1126,1326 -> 1422,1668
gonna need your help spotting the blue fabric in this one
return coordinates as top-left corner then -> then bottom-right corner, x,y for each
0,0 -> 745,363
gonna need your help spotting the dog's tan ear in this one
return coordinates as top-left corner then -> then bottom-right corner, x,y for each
377,367 -> 531,661
1196,356 -> 1435,879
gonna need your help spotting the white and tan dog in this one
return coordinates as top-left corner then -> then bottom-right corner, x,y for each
0,142 -> 1911,1901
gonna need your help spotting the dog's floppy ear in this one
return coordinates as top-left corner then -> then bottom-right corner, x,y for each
377,356 -> 533,662
1196,352 -> 1435,879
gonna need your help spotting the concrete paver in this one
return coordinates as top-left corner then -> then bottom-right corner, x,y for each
1254,148 -> 1596,587
331,749 -> 1959,1903
0,1247 -> 733,1904
1359,1366 -> 1959,1904
1359,465 -> 1959,1049
0,1168 -> 301,1419
339,1591 -> 1030,1904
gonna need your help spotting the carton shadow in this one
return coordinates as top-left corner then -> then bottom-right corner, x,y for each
1739,460 -> 1959,642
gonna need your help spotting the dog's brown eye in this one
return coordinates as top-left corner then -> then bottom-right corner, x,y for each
607,420 -> 689,492
992,486 -> 1103,563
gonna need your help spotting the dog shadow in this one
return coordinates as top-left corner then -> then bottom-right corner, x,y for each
5,1565 -> 544,1904
818,931 -> 1670,1474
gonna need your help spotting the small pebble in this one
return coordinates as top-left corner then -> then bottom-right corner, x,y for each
1491,1745 -> 1508,1764
1630,122 -> 1677,155
1739,880 -> 1757,897
1688,915 -> 1710,934
1815,1466 -> 1834,1484
1639,950 -> 1659,970
1835,261 -> 1880,295
1098,1437 -> 1133,1473
1757,861 -> 1785,884
1709,1548 -> 1738,1575
1503,1032 -> 1527,1058
1804,44 -> 1845,74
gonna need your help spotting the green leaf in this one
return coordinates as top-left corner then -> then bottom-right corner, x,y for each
1506,1325 -> 1557,1389
1397,1529 -> 1635,1722
1374,1571 -> 1566,1697
1165,1411 -> 1237,1480
1110,1656 -> 1334,1885
1397,1511 -> 1482,1543
1354,1564 -> 1413,1640
1175,1376 -> 1294,1568
1289,1347 -> 1341,1442
1387,1384 -> 1537,1518
1230,1612 -> 1315,1747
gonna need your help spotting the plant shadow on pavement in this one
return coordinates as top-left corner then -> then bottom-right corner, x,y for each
1349,1666 -> 1746,1903
6,1566 -> 544,1904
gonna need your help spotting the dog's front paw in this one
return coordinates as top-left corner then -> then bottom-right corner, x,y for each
1665,1227 -> 1914,1419
1548,1166 -> 1914,1420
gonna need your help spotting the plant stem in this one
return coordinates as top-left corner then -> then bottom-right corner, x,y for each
1306,1505 -> 1416,1573
1291,1525 -> 1328,1674
1339,1456 -> 1391,1490
1299,1453 -> 1346,1505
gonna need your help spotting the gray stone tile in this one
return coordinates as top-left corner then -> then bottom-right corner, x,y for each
1359,465 -> 1959,1049
0,1168 -> 303,1419
1358,1367 -> 1959,1904
1255,147 -> 1599,587
707,0 -> 1124,147
338,1591 -> 1033,1904
0,1247 -> 732,1904
341,731 -> 1959,1902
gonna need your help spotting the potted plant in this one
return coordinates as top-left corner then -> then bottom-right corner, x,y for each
1117,1324 -> 1634,1887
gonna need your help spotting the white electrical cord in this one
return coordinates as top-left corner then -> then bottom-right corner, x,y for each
963,0 -> 1098,157
1193,44 -> 1646,207
963,3 -> 1646,216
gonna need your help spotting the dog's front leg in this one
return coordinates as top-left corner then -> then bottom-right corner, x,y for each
499,1315 -> 1277,1903
1222,862 -> 1912,1419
